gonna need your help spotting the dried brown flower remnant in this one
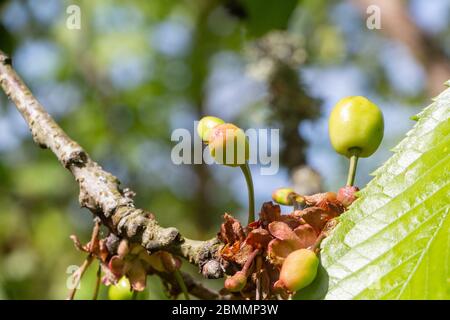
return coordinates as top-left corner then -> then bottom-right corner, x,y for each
268,222 -> 316,265
218,189 -> 352,299
218,213 -> 246,244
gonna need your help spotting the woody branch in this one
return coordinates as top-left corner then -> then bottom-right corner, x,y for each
0,49 -> 224,280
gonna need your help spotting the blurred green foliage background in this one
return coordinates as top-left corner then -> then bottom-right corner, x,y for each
0,0 -> 448,299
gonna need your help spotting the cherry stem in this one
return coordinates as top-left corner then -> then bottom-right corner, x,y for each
255,256 -> 263,301
290,193 -> 305,210
346,149 -> 360,187
240,162 -> 255,225
92,263 -> 101,300
67,254 -> 94,300
311,232 -> 327,253
174,269 -> 190,300
242,249 -> 260,277
67,219 -> 100,300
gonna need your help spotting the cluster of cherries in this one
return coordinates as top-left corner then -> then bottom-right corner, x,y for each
198,96 -> 383,297
106,96 -> 383,299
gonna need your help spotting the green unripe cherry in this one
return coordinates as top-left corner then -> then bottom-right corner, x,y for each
197,116 -> 225,142
224,271 -> 247,292
272,188 -> 295,205
279,249 -> 319,292
108,276 -> 133,300
328,96 -> 384,158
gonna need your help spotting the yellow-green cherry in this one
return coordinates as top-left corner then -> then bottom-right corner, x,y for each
279,249 -> 319,292
272,188 -> 295,205
224,271 -> 247,292
208,123 -> 249,167
197,116 -> 225,142
272,187 -> 305,210
197,119 -> 255,225
209,123 -> 254,224
108,276 -> 134,300
328,96 -> 384,186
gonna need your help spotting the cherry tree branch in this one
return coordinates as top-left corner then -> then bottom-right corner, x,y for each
0,49 -> 223,279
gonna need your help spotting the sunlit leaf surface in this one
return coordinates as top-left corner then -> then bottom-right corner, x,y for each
319,82 -> 450,299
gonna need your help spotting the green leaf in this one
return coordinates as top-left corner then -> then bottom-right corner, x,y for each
311,82 -> 450,299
